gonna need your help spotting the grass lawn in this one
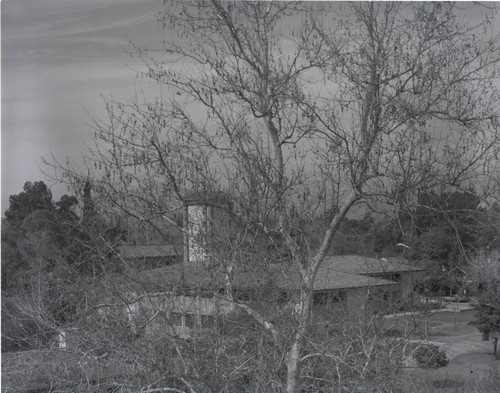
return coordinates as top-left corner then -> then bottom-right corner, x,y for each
397,306 -> 500,392
405,353 -> 500,393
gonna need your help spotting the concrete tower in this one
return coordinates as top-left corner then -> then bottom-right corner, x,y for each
183,196 -> 232,266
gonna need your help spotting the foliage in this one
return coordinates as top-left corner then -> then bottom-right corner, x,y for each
471,281 -> 500,341
374,190 -> 499,263
43,2 -> 500,392
1,181 -> 125,352
413,343 -> 449,369
414,191 -> 485,263
299,314 -> 407,392
4,181 -> 54,224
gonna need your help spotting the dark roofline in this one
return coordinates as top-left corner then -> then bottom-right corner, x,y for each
310,281 -> 400,291
183,190 -> 233,208
116,244 -> 182,258
380,267 -> 422,274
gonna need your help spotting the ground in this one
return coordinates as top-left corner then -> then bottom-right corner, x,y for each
3,304 -> 499,393
391,305 -> 500,392
1,349 -> 116,393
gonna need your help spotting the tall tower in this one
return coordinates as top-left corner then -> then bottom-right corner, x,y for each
183,196 -> 232,266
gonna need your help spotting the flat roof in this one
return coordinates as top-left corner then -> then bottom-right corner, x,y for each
135,259 -> 400,292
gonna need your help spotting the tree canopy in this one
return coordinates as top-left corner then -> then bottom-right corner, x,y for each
45,2 -> 500,392
1,180 -> 126,351
4,181 -> 53,224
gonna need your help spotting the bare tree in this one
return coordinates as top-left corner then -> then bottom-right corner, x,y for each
47,2 -> 500,392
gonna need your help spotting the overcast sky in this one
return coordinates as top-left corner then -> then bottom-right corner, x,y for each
1,0 -> 167,212
2,1 -> 499,214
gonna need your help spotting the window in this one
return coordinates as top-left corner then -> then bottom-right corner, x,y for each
170,312 -> 184,327
313,291 -> 345,306
236,289 -> 255,302
184,314 -> 196,329
331,291 -> 345,303
200,314 -> 215,328
170,313 -> 197,329
313,292 -> 329,305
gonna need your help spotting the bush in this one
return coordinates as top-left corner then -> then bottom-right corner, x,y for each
413,344 -> 448,369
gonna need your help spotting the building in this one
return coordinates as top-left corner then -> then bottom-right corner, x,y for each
320,255 -> 422,303
116,244 -> 182,269
123,255 -> 420,333
102,198 -> 423,339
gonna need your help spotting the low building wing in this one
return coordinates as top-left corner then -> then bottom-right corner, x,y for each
116,244 -> 183,269
309,267 -> 399,291
134,264 -> 225,292
117,244 -> 182,258
232,263 -> 399,291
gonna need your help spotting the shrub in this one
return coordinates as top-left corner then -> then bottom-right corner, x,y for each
413,343 -> 448,369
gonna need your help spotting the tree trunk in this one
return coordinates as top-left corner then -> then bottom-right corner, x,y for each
285,190 -> 359,392
494,337 -> 499,360
286,285 -> 312,393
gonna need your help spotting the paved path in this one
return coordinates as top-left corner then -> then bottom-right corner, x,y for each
430,333 -> 491,360
424,314 -> 493,360
400,308 -> 497,369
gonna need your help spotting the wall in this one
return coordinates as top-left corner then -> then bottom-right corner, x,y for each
187,205 -> 208,263
135,292 -> 234,337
